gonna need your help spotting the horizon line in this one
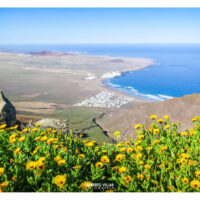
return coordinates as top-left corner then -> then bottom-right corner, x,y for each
1,43 -> 200,45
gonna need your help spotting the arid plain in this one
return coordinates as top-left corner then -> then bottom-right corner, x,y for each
0,51 -> 153,142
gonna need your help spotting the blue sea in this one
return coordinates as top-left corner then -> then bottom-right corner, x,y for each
1,44 -> 200,101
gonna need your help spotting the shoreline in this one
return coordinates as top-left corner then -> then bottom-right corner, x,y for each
101,66 -> 174,102
0,50 -> 155,108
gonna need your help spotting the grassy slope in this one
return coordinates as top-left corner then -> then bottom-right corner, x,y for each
17,106 -> 113,144
50,107 -> 113,144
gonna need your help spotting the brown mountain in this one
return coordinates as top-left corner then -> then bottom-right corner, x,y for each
97,93 -> 200,139
29,50 -> 76,56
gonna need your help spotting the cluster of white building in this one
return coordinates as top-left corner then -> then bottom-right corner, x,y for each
84,71 -> 121,80
74,91 -> 133,108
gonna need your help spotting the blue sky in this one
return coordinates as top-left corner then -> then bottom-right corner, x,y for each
0,8 -> 200,44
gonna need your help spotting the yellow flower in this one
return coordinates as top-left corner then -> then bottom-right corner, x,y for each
0,124 -> 6,129
51,130 -> 57,134
150,115 -> 157,120
12,176 -> 17,181
78,154 -> 85,159
14,148 -> 21,154
54,156 -> 62,162
40,136 -> 48,141
180,132 -> 188,136
144,164 -> 151,170
112,166 -> 117,171
32,146 -> 40,155
0,181 -> 9,187
138,161 -> 144,165
191,116 -> 200,122
101,155 -> 110,163
154,140 -> 160,144
26,161 -> 36,170
115,154 -> 125,161
73,165 -> 81,169
137,174 -> 144,181
181,153 -> 190,159
147,147 -> 152,151
190,179 -> 200,189
123,175 -> 133,182
134,124 -> 141,129
36,160 -> 45,170
10,133 -> 18,139
136,146 -> 143,151
105,190 -> 114,192
153,129 -> 159,135
0,168 -> 4,176
120,147 -> 126,152
54,175 -> 66,188
102,150 -> 107,153
95,162 -> 103,168
119,167 -> 127,173
31,128 -> 38,132
188,160 -> 196,166
10,125 -> 18,130
10,158 -> 14,164
39,157 -> 46,162
164,115 -> 169,121
80,181 -> 93,190
161,146 -> 168,151
9,138 -> 16,144
127,148 -> 133,153
47,138 -> 54,144
164,124 -> 170,129
22,128 -> 28,132
180,158 -> 187,164
57,159 -> 66,166
138,135 -> 144,140
113,131 -> 121,137
116,143 -> 121,147
34,136 -> 41,141
157,119 -> 164,124
86,142 -> 94,147
195,171 -> 200,178
189,129 -> 197,136
182,178 -> 189,184
35,123 -> 41,127
18,136 -> 25,142
47,128 -> 52,132
135,153 -> 142,160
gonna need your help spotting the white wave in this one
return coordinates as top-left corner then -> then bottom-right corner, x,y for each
118,85 -> 171,101
141,94 -> 165,101
105,80 -> 174,102
101,71 -> 121,79
106,81 -> 121,88
158,94 -> 174,100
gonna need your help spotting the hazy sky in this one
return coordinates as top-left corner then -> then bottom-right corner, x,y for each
0,8 -> 200,44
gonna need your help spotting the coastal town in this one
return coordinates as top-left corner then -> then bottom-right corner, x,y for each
74,91 -> 133,108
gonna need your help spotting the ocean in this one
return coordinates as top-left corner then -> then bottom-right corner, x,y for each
1,44 -> 200,101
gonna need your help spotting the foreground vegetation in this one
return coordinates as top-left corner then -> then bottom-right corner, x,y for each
0,115 -> 200,192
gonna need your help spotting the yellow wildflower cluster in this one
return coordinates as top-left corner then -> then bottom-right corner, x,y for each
0,115 -> 200,192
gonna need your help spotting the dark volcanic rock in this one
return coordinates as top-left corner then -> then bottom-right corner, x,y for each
0,90 -> 17,126
29,50 -> 76,56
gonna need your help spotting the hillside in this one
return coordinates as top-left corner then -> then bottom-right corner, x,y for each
97,93 -> 200,139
